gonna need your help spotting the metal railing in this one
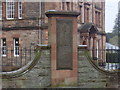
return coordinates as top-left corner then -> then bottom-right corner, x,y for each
105,49 -> 120,71
88,48 -> 120,71
1,45 -> 120,72
0,46 -> 36,72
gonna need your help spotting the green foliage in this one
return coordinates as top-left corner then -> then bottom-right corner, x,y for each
106,33 -> 115,42
109,36 -> 118,46
106,13 -> 119,45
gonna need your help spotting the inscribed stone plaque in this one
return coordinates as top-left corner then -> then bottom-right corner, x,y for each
56,19 -> 73,70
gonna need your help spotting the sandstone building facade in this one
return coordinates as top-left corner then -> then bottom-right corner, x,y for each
0,0 -> 106,64
41,1 -> 106,64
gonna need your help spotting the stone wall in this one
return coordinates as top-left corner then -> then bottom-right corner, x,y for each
78,49 -> 119,88
2,49 -> 51,88
2,30 -> 39,48
2,48 -> 119,88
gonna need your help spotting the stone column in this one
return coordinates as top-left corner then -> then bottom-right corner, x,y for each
93,36 -> 97,60
46,10 -> 80,86
89,37 -> 92,57
89,37 -> 91,50
86,36 -> 89,48
98,40 -> 101,59
102,35 -> 106,64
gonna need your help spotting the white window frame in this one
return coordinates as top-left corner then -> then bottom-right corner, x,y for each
1,38 -> 6,57
18,1 -> 22,19
6,0 -> 15,20
0,1 -> 2,20
14,38 -> 19,57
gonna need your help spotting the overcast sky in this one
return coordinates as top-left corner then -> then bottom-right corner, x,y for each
105,0 -> 119,33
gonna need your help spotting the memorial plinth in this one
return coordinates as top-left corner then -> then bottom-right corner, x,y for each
46,10 -> 80,86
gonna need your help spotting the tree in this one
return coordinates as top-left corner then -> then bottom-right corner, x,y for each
106,33 -> 114,42
109,36 -> 118,46
112,15 -> 119,35
106,13 -> 120,46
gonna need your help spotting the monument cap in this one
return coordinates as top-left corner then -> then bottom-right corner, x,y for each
45,10 -> 80,17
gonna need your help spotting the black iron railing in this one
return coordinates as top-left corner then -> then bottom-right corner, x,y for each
1,46 -> 120,72
105,49 -> 120,71
106,49 -> 120,63
88,48 -> 120,71
0,47 -> 36,72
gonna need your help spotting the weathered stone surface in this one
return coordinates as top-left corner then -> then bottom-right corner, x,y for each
2,50 -> 51,88
56,19 -> 73,70
2,49 -> 119,88
78,50 -> 119,88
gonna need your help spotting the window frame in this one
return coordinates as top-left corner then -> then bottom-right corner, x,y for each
18,1 -> 22,19
1,38 -> 7,57
6,0 -> 15,20
14,38 -> 19,57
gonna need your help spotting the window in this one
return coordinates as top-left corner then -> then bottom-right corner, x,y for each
79,6 -> 82,23
86,8 -> 89,22
95,11 -> 101,27
14,38 -> 19,56
1,38 -> 6,56
62,2 -> 65,10
6,0 -> 22,19
84,7 -> 89,23
95,11 -> 97,25
71,2 -> 73,11
98,12 -> 101,27
18,1 -> 22,19
0,1 -> 2,20
62,2 -> 72,11
66,2 -> 70,10
6,0 -> 15,19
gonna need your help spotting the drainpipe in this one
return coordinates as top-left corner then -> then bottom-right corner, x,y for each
39,1 -> 42,44
92,0 -> 94,23
118,1 -> 120,49
82,0 -> 84,24
118,1 -> 120,69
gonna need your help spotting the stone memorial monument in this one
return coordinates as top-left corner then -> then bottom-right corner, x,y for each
46,10 -> 80,86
